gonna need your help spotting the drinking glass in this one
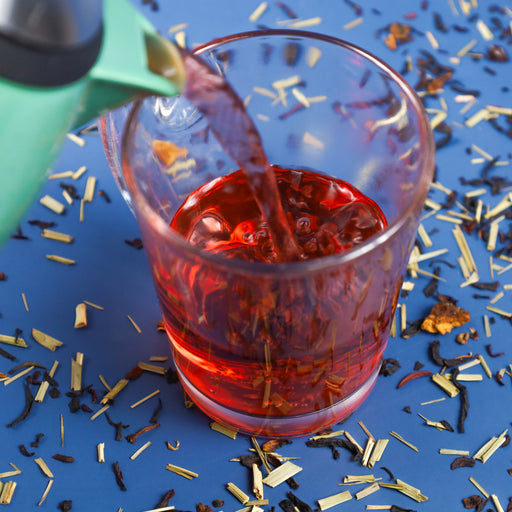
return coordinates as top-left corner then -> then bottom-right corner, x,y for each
101,30 -> 435,437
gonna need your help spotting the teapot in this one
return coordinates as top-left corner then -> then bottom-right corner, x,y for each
0,0 -> 185,246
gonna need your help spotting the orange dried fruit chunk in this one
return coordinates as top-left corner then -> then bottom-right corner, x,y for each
152,140 -> 188,167
389,22 -> 412,41
421,302 -> 470,335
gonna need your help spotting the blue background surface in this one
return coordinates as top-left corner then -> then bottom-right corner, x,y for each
1,1 -> 512,511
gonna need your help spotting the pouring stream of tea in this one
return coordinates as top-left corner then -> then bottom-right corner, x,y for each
178,49 -> 302,263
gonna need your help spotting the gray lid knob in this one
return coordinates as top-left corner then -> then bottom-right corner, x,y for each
0,0 -> 103,49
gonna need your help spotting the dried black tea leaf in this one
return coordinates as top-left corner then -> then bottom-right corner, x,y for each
113,461 -> 127,491
451,456 -> 475,469
380,358 -> 401,376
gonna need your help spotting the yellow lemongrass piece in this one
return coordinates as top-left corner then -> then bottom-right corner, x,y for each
0,481 -> 17,505
483,315 -> 491,337
253,463 -> 264,500
166,440 -> 180,451
445,373 -> 483,382
272,75 -> 301,91
174,31 -> 186,49
306,46 -> 322,68
226,482 -> 250,504
165,158 -> 196,177
138,362 -> 166,375
35,360 -> 59,403
42,229 -> 73,243
420,397 -> 446,405
210,421 -> 238,439
253,86 -> 278,100
142,507 -> 175,512
368,439 -> 389,469
490,291 -> 505,304
310,430 -> 345,441
4,366 -> 34,386
303,131 -> 324,149
465,188 -> 487,198
343,17 -> 363,30
432,373 -> 460,397
74,303 -> 87,329
256,114 -> 270,122
97,443 -> 105,462
251,437 -> 272,474
21,292 -> 29,312
46,254 -> 76,265
401,281 -> 415,291
465,108 -> 493,127
71,352 -> 83,391
40,195 -> 65,214
439,448 -> 470,455
469,476 -> 489,497
477,354 -> 492,378
424,198 -> 442,210
355,483 -> 380,500
79,199 -> 85,222
409,248 -> 449,264
487,222 -> 499,251
66,132 -> 85,146
345,431 -> 364,454
453,225 -> 477,273
436,214 -> 462,224
83,300 -> 104,310
426,30 -> 439,49
84,176 -> 96,202
168,22 -> 187,33
127,315 -> 141,333
48,170 -> 74,180
0,463 -> 22,478
492,494 -> 505,512
474,429 -> 508,462
62,185 -> 73,202
292,88 -> 310,107
365,507 -> 391,511
417,224 -> 432,247
165,463 -> 198,479
37,479 -> 54,506
457,39 -> 478,57
371,97 -> 407,134
249,1 -> 267,22
400,303 -> 407,333
289,17 -> 322,28
101,379 -> 129,404
0,334 -> 27,348
471,143 -> 493,160
130,441 -> 152,460
149,356 -> 168,362
361,437 -> 376,467
72,165 -> 87,180
344,475 -> 379,484
98,374 -> 112,391
90,404 -> 110,421
476,19 -> 494,40
395,479 -> 428,502
262,462 -> 302,487
486,305 -> 512,318
34,457 -> 54,478
130,389 -> 160,409
418,413 -> 449,431
389,431 -> 419,452
318,490 -> 352,510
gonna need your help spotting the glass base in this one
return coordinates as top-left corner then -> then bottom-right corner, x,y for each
176,365 -> 380,438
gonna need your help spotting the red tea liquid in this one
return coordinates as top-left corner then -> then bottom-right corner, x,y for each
150,50 -> 393,435
153,166 -> 390,434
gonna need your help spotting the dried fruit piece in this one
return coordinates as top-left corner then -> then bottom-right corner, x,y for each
421,301 -> 470,334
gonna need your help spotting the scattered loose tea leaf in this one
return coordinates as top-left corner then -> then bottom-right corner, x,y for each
451,456 -> 475,469
380,358 -> 401,376
7,379 -> 35,428
19,444 -> 35,457
113,461 -> 127,491
58,500 -> 73,512
52,454 -> 74,463
125,423 -> 160,444
397,370 -> 433,388
31,433 -> 44,448
104,412 -> 129,441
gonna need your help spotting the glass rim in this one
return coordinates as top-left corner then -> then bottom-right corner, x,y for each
121,29 -> 435,276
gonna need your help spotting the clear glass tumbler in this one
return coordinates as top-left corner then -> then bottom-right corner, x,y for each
102,30 -> 435,437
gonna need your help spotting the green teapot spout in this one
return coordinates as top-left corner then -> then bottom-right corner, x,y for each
73,0 -> 186,128
0,0 -> 185,248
